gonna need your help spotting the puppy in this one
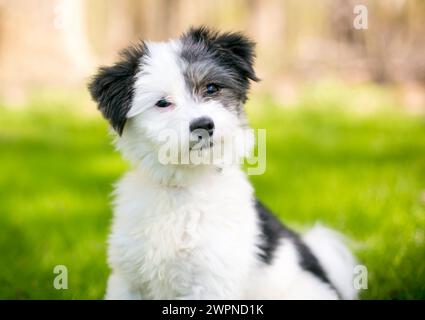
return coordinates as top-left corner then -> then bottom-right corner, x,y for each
88,27 -> 357,300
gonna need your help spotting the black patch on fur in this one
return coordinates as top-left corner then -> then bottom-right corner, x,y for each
255,199 -> 340,296
255,200 -> 287,264
181,26 -> 259,103
88,42 -> 148,135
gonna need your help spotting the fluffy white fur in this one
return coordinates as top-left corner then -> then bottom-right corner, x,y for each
101,38 -> 358,300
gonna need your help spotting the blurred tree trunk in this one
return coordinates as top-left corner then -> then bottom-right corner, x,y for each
59,0 -> 95,76
0,0 -> 96,103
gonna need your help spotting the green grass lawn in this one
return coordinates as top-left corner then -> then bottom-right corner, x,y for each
0,85 -> 424,299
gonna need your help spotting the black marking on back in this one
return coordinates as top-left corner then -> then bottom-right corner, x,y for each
256,200 -> 289,264
88,42 -> 148,135
255,199 -> 340,296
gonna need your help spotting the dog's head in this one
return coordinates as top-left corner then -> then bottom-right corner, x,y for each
89,27 -> 258,181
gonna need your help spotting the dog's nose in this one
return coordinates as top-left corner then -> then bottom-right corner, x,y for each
189,117 -> 214,136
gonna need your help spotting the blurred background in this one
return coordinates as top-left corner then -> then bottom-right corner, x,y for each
0,0 -> 424,299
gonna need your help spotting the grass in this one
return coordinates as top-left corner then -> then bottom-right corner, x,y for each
0,85 -> 424,299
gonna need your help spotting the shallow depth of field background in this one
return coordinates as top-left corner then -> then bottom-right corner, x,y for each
0,0 -> 424,299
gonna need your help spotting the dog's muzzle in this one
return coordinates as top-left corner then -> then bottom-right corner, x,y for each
189,117 -> 214,150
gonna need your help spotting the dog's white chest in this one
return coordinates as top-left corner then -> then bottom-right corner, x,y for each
107,168 -> 259,299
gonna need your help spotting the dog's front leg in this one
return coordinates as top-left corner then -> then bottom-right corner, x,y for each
105,272 -> 141,300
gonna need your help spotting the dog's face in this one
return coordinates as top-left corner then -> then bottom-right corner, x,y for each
89,27 -> 258,170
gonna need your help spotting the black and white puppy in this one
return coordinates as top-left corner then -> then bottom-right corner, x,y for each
89,27 -> 357,299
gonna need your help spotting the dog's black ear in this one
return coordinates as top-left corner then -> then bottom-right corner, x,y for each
88,42 -> 148,135
185,26 -> 259,83
212,31 -> 259,83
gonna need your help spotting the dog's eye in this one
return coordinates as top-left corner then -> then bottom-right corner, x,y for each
205,83 -> 220,95
155,98 -> 172,108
